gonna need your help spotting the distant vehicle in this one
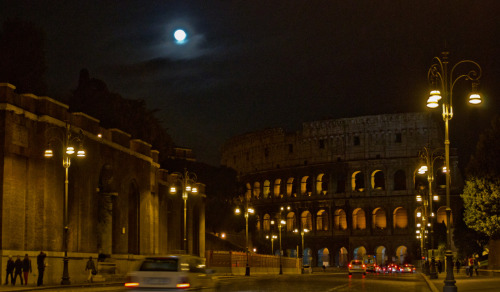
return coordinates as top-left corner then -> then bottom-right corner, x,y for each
348,259 -> 366,275
124,255 -> 219,291
401,264 -> 415,273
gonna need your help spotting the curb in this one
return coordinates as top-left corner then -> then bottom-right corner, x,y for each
420,273 -> 439,292
0,282 -> 124,292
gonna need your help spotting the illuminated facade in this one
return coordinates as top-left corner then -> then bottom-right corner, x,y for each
0,83 -> 205,283
221,112 -> 462,267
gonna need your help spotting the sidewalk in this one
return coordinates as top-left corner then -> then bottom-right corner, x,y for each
422,269 -> 500,292
0,281 -> 124,291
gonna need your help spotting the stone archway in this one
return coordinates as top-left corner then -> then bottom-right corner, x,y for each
318,248 -> 330,267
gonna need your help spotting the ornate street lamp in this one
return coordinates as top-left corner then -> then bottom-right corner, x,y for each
169,169 -> 198,253
427,51 -> 482,292
294,228 -> 309,274
265,234 -> 278,255
235,202 -> 254,276
44,123 -> 86,285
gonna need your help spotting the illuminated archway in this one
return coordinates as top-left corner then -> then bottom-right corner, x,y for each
353,246 -> 366,260
318,248 -> 330,267
334,209 -> 347,230
352,208 -> 366,230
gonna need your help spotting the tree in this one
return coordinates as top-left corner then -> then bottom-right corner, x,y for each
453,208 -> 489,259
0,19 -> 47,95
461,115 -> 500,268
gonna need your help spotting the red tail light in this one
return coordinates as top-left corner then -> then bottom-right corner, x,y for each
176,283 -> 191,289
124,282 -> 139,287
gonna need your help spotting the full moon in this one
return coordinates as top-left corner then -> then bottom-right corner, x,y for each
174,29 -> 187,43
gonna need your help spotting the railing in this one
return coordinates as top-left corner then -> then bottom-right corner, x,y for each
206,250 -> 301,275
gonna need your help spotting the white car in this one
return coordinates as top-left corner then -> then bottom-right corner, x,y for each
124,255 -> 219,291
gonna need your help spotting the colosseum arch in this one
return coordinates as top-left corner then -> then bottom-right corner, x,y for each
352,208 -> 366,230
316,173 -> 328,195
372,207 -> 387,229
253,181 -> 261,199
353,246 -> 366,260
263,180 -> 270,199
395,246 -> 408,264
371,170 -> 385,190
286,212 -> 296,231
352,171 -> 365,192
375,246 -> 387,265
337,247 -> 348,267
301,176 -> 313,196
437,206 -> 452,226
393,169 -> 406,190
255,215 -> 261,231
286,177 -> 294,197
334,209 -> 347,230
245,182 -> 251,200
263,214 -> 271,231
273,178 -> 282,197
316,209 -> 329,231
393,207 -> 408,229
301,210 -> 313,231
318,248 -> 330,267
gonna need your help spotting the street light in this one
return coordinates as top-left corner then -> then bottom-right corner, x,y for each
266,234 -> 278,255
419,147 -> 444,279
294,228 -> 309,274
235,202 -> 254,276
169,168 -> 198,253
427,51 -> 482,292
272,215 -> 286,275
44,123 -> 86,285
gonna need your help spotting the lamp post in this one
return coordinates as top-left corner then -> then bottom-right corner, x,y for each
427,51 -> 482,292
266,234 -> 277,255
235,202 -> 254,276
44,123 -> 86,285
294,228 -> 309,274
419,147 -> 444,279
169,169 -> 198,253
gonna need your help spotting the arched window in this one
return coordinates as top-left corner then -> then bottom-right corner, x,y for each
393,170 -> 406,190
253,181 -> 261,199
263,180 -> 270,199
286,177 -> 294,197
393,207 -> 408,229
372,207 -> 387,229
371,170 -> 385,190
317,210 -> 328,231
286,212 -> 296,231
245,183 -> 252,200
352,208 -> 366,230
301,211 -> 312,231
334,209 -> 347,230
255,216 -> 261,231
263,214 -> 271,231
316,173 -> 328,195
274,179 -> 282,197
352,171 -> 365,192
437,206 -> 452,226
301,176 -> 313,196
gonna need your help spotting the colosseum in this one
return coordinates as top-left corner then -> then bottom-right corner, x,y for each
221,112 -> 462,268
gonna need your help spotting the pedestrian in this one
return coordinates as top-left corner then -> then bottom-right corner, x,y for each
22,254 -> 31,285
455,259 -> 461,274
13,255 -> 23,285
85,256 -> 97,283
37,251 -> 46,286
437,260 -> 442,274
473,258 -> 479,276
4,256 -> 14,285
468,257 -> 474,277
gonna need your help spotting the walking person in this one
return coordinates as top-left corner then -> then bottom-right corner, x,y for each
22,254 -> 31,285
4,256 -> 14,285
473,258 -> 479,276
36,251 -> 46,286
85,256 -> 97,283
468,257 -> 474,277
13,256 -> 23,285
455,259 -> 461,274
437,260 -> 442,274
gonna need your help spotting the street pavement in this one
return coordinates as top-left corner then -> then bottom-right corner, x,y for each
422,269 -> 500,292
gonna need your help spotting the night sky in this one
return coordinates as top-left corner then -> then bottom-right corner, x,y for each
2,1 -> 500,166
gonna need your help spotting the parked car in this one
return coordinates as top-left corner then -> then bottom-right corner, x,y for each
124,255 -> 219,291
401,264 -> 416,273
348,259 -> 366,275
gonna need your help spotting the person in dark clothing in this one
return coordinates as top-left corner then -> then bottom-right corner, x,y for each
13,256 -> 23,285
22,254 -> 32,285
473,258 -> 479,276
455,259 -> 461,274
85,256 -> 97,282
36,251 -> 46,286
4,256 -> 14,285
437,260 -> 443,273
